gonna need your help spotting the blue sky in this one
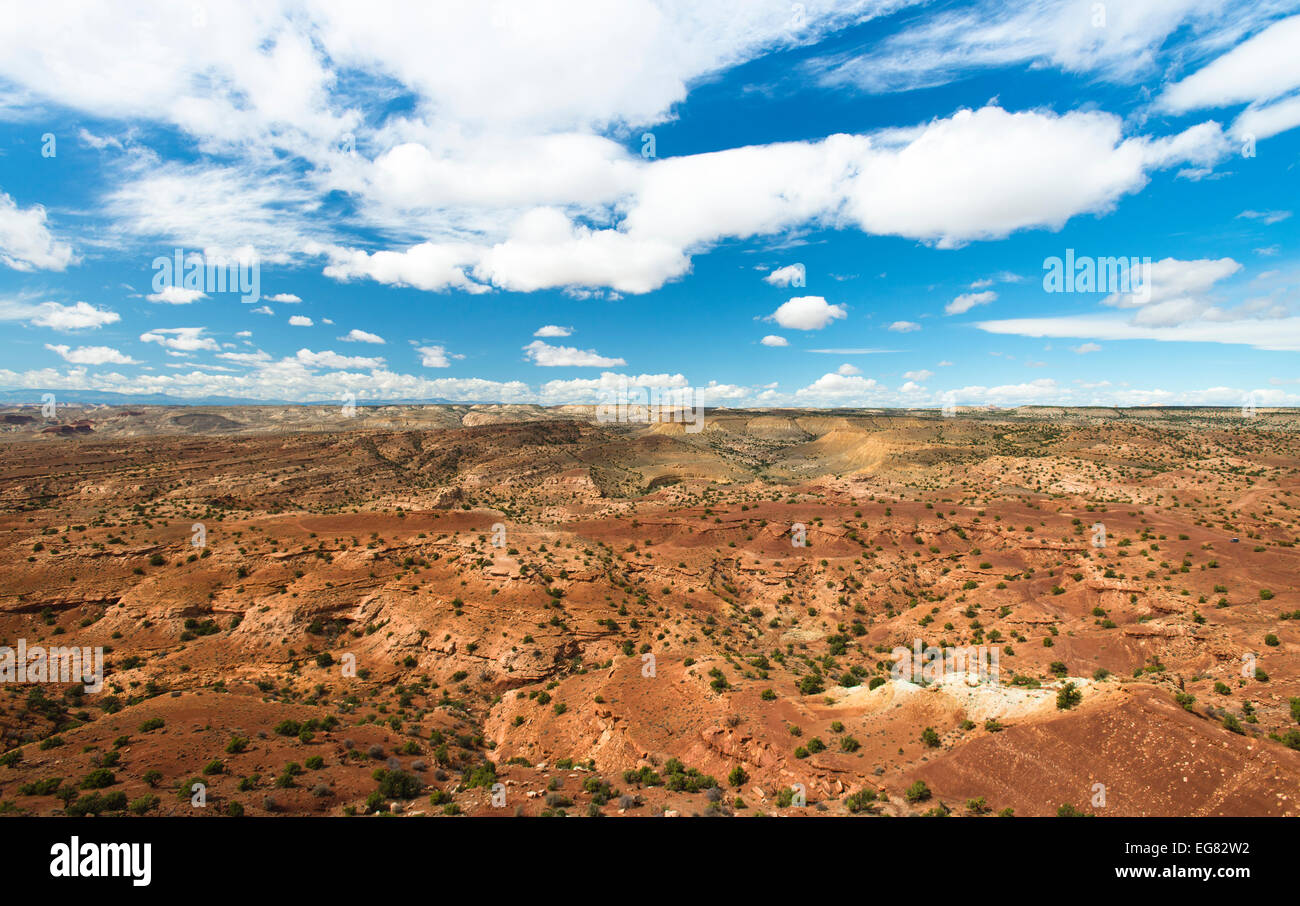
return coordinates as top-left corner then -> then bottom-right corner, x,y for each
0,0 -> 1298,407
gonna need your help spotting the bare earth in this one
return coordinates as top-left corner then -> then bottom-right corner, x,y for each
1,404 -> 1297,817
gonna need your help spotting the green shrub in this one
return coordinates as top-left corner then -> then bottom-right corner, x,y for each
1056,682 -> 1082,710
904,780 -> 931,803
375,768 -> 422,799
78,768 -> 116,790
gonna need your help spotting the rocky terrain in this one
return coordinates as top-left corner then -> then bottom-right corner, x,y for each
0,404 -> 1297,817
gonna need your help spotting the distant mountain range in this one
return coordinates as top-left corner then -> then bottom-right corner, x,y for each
0,389 -> 471,407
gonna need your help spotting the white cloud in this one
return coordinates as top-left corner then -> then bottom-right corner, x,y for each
796,372 -> 881,399
1232,95 -> 1300,142
523,339 -> 626,367
294,348 -> 385,370
814,1 -> 1274,95
104,162 -> 322,264
903,369 -> 933,381
763,263 -> 806,287
139,327 -> 218,353
146,285 -> 207,304
0,5 -> 1247,301
533,324 -> 573,337
44,343 -> 138,365
760,334 -> 789,347
1159,15 -> 1300,141
537,371 -> 688,404
473,207 -> 689,294
969,271 -> 1022,289
341,328 -> 385,344
268,293 -> 302,303
1072,342 -> 1102,354
1161,15 -> 1300,112
1102,256 -> 1242,326
416,345 -> 462,368
0,299 -> 119,330
288,315 -> 314,326
307,106 -> 1227,297
978,313 -> 1300,352
888,320 -> 920,332
836,363 -> 861,375
946,378 -> 1061,406
217,350 -> 272,365
842,108 -> 1227,249
315,240 -> 490,293
1237,209 -> 1291,225
0,190 -> 76,271
945,289 -> 996,315
769,295 -> 846,330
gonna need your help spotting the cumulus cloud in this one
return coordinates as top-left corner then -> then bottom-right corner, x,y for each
267,293 -> 302,303
763,263 -> 806,287
760,335 -> 789,347
288,315 -> 313,326
533,324 -> 573,337
945,290 -> 996,315
315,241 -> 490,294
0,191 -> 77,271
139,327 -> 218,353
0,299 -> 119,330
146,286 -> 207,304
294,348 -> 384,370
416,345 -> 461,368
473,207 -> 690,294
341,328 -> 385,344
313,106 -> 1231,297
797,372 -> 881,399
523,339 -> 626,367
842,108 -> 1227,249
536,371 -> 689,404
44,343 -> 138,365
769,295 -> 846,330
1160,16 -> 1300,116
1072,342 -> 1102,354
1103,256 -> 1242,326
903,369 -> 933,381
217,350 -> 272,365
0,4 -> 1250,301
887,320 -> 920,332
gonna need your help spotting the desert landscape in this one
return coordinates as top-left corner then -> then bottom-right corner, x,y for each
0,403 -> 1296,818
